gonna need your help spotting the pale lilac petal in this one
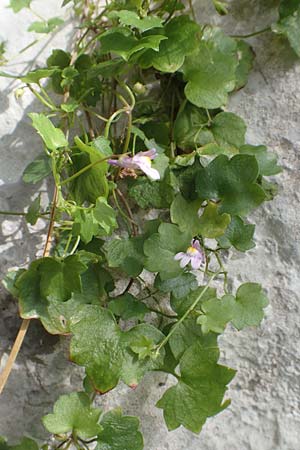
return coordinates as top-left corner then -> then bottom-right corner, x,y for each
138,148 -> 157,160
190,254 -> 202,270
174,252 -> 185,261
179,255 -> 190,268
140,165 -> 160,180
192,240 -> 202,252
108,159 -> 122,167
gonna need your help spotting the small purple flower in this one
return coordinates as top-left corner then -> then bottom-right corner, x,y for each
108,149 -> 160,181
174,239 -> 205,270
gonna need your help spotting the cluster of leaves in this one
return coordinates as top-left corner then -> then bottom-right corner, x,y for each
1,0 -> 295,448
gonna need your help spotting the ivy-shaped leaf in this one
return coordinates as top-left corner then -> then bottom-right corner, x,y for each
29,113 -> 68,151
154,272 -> 198,299
195,154 -> 266,216
13,255 -> 88,332
111,10 -> 163,32
22,153 -> 52,184
28,18 -> 64,34
97,409 -> 144,450
272,0 -> 300,56
42,392 -> 102,439
25,195 -> 41,225
138,16 -> 200,72
198,201 -> 231,238
106,236 -> 145,277
209,112 -> 246,153
182,28 -> 238,109
240,144 -> 282,176
235,40 -> 254,90
143,223 -> 191,280
9,0 -> 31,13
108,293 -> 150,320
170,285 -> 217,317
69,137 -> 109,204
230,283 -> 269,330
73,197 -> 117,244
217,216 -> 255,252
173,101 -> 208,150
170,194 -> 202,236
197,283 -> 268,333
157,342 -> 236,433
99,29 -> 167,61
197,294 -> 236,334
70,305 -> 165,392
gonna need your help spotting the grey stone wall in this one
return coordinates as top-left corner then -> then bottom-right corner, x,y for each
1,1 -> 300,449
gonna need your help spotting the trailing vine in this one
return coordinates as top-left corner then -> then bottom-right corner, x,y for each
0,0 -> 298,447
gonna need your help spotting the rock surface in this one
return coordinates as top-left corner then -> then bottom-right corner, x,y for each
1,1 -> 300,449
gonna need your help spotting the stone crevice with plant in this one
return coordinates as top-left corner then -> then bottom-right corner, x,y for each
0,0 -> 298,448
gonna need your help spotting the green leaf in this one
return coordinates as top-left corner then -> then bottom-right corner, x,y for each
174,101 -> 208,150
143,223 -> 191,280
99,29 -> 167,61
198,201 -> 231,238
15,255 -> 87,322
272,1 -> 300,56
155,272 -> 198,299
112,10 -> 163,32
25,195 -> 41,225
157,342 -> 236,433
73,198 -> 117,244
29,113 -> 68,151
87,59 -> 125,79
240,144 -> 282,176
182,28 -> 238,108
106,236 -> 145,277
198,283 -> 268,333
128,177 -> 171,209
20,68 -> 59,83
217,216 -> 255,252
43,392 -> 102,439
70,137 -> 109,204
210,112 -> 246,152
28,18 -> 64,34
197,294 -> 236,334
195,154 -> 266,216
47,49 -> 71,69
97,409 -> 143,450
235,40 -> 254,90
170,285 -> 217,317
9,0 -> 31,13
138,16 -> 200,72
70,305 -> 165,392
168,317 -> 217,360
170,194 -> 202,236
230,283 -> 268,330
9,438 -> 38,450
108,293 -> 150,320
22,154 -> 52,184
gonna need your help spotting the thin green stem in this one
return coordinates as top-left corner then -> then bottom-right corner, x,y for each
0,210 -> 26,216
69,235 -> 81,255
154,271 -> 220,354
123,111 -> 132,154
62,233 -> 73,257
112,189 -> 132,234
230,27 -> 271,39
61,155 -> 119,186
148,308 -> 177,319
27,85 -> 57,111
104,108 -> 126,139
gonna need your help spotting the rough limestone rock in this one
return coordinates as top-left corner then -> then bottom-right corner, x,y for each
0,1 -> 300,449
